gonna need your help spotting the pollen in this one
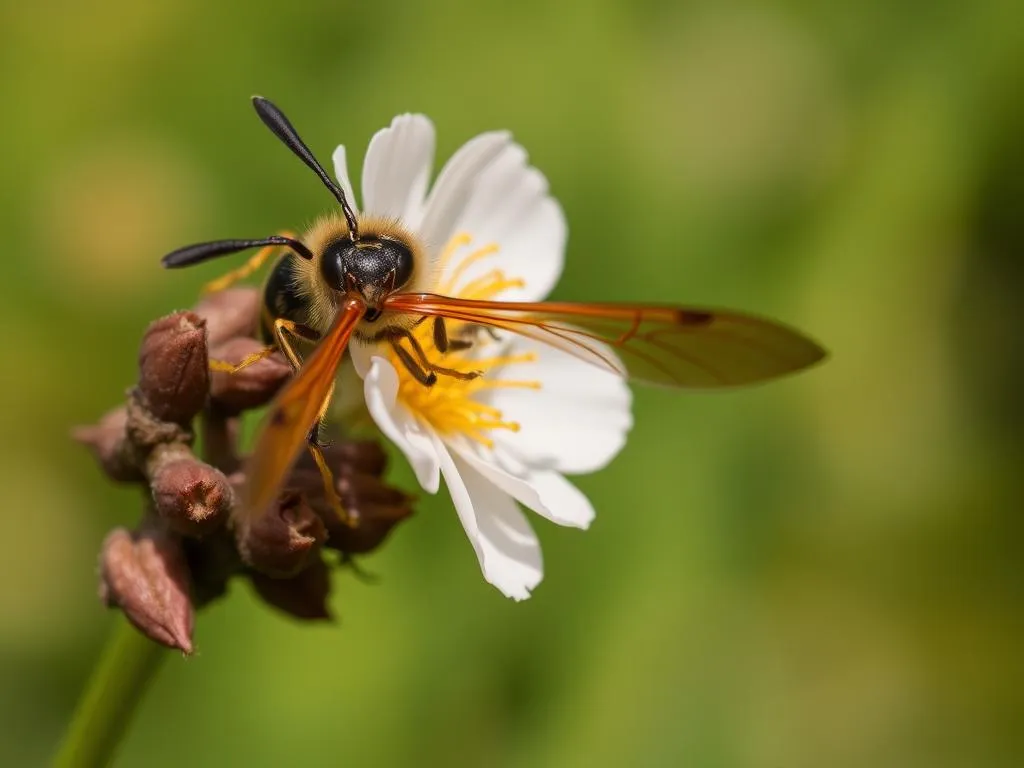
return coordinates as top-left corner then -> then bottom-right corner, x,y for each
391,233 -> 540,448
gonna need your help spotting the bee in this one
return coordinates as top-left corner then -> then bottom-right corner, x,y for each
163,97 -> 826,523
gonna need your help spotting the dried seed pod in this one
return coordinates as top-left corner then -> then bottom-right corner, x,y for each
321,440 -> 389,477
137,311 -> 209,425
123,395 -> 192,460
150,454 -> 233,536
72,406 -> 142,483
192,287 -> 261,345
208,337 -> 291,414
99,527 -> 194,654
250,555 -> 332,621
235,492 -> 327,578
184,531 -> 242,608
291,466 -> 415,555
325,486 -> 415,555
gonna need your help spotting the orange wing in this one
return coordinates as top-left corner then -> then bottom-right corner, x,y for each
241,297 -> 366,521
382,293 -> 826,388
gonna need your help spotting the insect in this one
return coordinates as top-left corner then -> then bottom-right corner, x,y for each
162,97 -> 826,524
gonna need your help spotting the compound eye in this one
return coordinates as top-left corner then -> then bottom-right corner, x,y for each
319,239 -> 354,292
382,239 -> 415,291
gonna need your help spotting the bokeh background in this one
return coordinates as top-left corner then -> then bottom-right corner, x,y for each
2,0 -> 1022,765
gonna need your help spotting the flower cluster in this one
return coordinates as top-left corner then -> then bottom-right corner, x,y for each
75,289 -> 414,653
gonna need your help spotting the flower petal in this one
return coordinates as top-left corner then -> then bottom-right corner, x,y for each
361,114 -> 435,225
435,434 -> 543,600
488,336 -> 632,474
521,469 -> 596,529
363,355 -> 440,493
331,144 -> 358,212
451,443 -> 595,529
418,131 -> 512,254
444,143 -> 566,302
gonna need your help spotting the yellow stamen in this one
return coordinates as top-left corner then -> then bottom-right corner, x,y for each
441,242 -> 500,294
390,234 -> 541,447
435,232 -> 472,276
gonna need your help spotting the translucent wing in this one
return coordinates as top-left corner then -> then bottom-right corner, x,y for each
381,293 -> 826,388
241,297 -> 365,521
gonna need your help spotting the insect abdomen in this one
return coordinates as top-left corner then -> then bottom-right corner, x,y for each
260,255 -> 312,343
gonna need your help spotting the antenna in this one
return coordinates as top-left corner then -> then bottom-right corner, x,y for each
162,235 -> 314,268
251,96 -> 360,240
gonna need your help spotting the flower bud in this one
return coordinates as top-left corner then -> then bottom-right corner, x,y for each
150,454 -> 233,536
192,287 -> 261,345
72,407 -> 142,483
123,394 -> 191,458
321,440 -> 389,477
291,467 -> 415,555
184,531 -> 242,608
208,337 -> 291,414
99,527 -> 194,653
250,555 -> 332,621
235,492 -> 326,577
137,311 -> 209,425
327,482 -> 415,555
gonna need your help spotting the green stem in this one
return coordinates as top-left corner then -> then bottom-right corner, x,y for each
53,617 -> 167,768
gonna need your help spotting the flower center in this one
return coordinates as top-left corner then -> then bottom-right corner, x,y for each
390,233 -> 540,448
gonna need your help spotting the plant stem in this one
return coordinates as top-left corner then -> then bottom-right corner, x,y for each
53,617 -> 167,768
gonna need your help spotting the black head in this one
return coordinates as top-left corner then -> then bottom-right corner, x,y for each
320,235 -> 414,305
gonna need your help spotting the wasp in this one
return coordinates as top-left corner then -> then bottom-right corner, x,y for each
163,97 -> 826,523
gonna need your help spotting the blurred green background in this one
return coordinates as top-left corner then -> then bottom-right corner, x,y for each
3,0 -> 1022,765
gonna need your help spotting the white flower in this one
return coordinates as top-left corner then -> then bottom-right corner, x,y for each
335,115 -> 633,600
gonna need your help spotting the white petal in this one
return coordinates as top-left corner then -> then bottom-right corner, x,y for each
450,443 -> 593,529
521,469 -> 596,528
361,114 -> 435,225
363,356 -> 440,493
348,340 -> 374,378
435,434 -> 543,600
331,144 -> 358,211
488,336 -> 633,475
444,143 -> 566,302
418,131 -> 512,254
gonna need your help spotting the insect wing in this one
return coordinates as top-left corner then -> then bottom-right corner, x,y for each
382,293 -> 825,388
241,297 -> 365,520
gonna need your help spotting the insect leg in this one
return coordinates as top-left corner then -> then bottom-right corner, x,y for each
390,338 -> 437,386
272,318 -> 320,371
209,345 -> 278,373
272,320 -> 354,526
432,316 -> 449,353
201,230 -> 297,294
305,381 -> 356,526
396,327 -> 480,381
208,316 -> 319,373
431,316 -> 474,354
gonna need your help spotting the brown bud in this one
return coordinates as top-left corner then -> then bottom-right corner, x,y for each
208,338 -> 291,414
150,455 -> 232,536
183,531 -> 242,608
123,394 -> 192,458
328,490 -> 415,556
99,527 -> 194,653
137,311 -> 209,424
320,440 -> 389,477
72,407 -> 142,483
250,555 -> 332,621
292,467 -> 415,555
193,287 -> 261,345
198,414 -> 243,476
235,492 -> 326,577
